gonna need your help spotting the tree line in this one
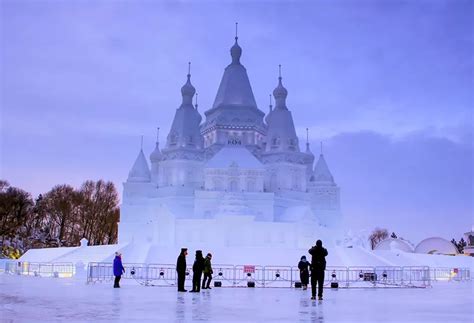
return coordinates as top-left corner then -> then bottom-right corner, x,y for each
0,180 -> 120,259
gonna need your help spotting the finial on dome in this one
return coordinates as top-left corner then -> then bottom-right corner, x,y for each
181,62 -> 196,105
156,127 -> 160,143
273,64 -> 288,109
306,128 -> 309,145
140,135 -> 144,150
320,141 -> 323,155
269,94 -> 273,112
230,23 -> 242,65
195,92 -> 198,110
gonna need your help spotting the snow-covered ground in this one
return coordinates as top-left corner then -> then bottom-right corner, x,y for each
0,274 -> 472,322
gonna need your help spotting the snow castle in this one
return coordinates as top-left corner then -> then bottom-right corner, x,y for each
120,34 -> 343,250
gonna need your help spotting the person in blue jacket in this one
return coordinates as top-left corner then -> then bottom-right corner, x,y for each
113,252 -> 125,288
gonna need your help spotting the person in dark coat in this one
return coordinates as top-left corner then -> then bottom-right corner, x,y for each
113,252 -> 125,288
298,255 -> 310,290
202,253 -> 213,290
176,248 -> 188,292
189,250 -> 205,292
308,240 -> 328,300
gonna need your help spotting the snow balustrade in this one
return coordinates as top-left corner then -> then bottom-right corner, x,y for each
1,260 -> 75,278
85,262 -> 472,288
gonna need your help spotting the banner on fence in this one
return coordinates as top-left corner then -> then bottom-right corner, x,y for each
243,265 -> 255,273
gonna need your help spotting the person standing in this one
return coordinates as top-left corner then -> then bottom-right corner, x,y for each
176,248 -> 188,292
298,255 -> 310,290
113,252 -> 125,288
189,250 -> 205,292
202,253 -> 213,290
308,240 -> 328,300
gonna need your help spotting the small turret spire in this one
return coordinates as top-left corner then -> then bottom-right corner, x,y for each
195,92 -> 198,110
235,22 -> 238,40
140,135 -> 144,150
320,141 -> 323,155
156,127 -> 160,143
269,94 -> 273,112
305,128 -> 312,154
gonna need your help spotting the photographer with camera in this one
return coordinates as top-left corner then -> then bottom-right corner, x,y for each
308,240 -> 328,300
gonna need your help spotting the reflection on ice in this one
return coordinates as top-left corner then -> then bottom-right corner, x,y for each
0,274 -> 472,322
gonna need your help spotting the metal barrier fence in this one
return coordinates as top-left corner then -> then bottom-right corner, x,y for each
86,263 -> 467,288
3,261 -> 74,278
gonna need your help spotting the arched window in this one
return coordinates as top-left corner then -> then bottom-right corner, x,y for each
247,180 -> 256,192
229,180 -> 238,192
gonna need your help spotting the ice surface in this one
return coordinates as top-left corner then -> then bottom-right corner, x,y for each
1,274 -> 472,322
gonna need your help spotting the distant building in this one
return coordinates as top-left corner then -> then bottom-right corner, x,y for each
119,33 -> 342,248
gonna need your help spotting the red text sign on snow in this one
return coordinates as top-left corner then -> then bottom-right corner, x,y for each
243,265 -> 255,273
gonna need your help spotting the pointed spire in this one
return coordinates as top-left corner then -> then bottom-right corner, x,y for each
230,22 -> 242,65
195,92 -> 198,110
265,94 -> 273,124
128,143 -> 151,182
181,62 -> 195,106
273,64 -> 288,109
140,135 -> 143,150
313,144 -> 334,183
150,127 -> 162,162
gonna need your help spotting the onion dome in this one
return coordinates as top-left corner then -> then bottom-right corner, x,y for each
180,62 -> 196,106
273,65 -> 288,109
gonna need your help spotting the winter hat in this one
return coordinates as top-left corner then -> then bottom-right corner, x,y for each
181,248 -> 188,252
301,255 -> 306,260
115,252 -> 121,256
316,240 -> 322,247
196,250 -> 203,256
207,253 -> 212,258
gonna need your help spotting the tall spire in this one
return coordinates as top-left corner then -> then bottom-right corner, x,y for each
181,62 -> 195,106
273,64 -> 288,110
230,22 -> 242,65
265,94 -> 273,124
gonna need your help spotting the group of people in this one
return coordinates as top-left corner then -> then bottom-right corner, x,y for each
176,248 -> 213,292
298,240 -> 328,300
112,239 -> 328,301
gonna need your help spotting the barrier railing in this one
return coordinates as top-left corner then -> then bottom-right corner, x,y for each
86,263 -> 470,288
3,261 -> 74,278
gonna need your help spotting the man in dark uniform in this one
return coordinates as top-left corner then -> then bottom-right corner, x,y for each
176,248 -> 188,292
308,240 -> 328,300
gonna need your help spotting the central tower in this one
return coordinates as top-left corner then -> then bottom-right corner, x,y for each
200,26 -> 266,153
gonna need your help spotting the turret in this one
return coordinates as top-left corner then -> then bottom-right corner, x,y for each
160,63 -> 205,188
265,65 -> 299,153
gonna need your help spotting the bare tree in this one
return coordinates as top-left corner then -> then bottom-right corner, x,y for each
369,228 -> 389,249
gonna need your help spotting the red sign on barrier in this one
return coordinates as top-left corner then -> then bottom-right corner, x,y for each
243,265 -> 255,273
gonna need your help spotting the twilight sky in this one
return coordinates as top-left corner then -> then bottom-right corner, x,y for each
1,0 -> 472,243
